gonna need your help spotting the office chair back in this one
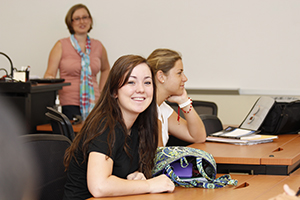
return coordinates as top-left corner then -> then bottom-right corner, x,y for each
45,107 -> 75,141
165,100 -> 222,146
166,100 -> 218,118
192,100 -> 218,116
200,114 -> 223,136
21,134 -> 71,200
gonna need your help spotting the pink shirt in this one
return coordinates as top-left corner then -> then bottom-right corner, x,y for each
58,37 -> 103,106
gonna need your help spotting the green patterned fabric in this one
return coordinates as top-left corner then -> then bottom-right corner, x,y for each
152,146 -> 238,188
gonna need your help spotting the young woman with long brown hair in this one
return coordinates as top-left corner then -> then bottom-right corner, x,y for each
63,55 -> 174,199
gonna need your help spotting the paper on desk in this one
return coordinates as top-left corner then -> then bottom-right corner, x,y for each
206,134 -> 278,145
240,135 -> 278,140
211,127 -> 256,138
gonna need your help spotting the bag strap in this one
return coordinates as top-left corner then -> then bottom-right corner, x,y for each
196,157 -> 213,181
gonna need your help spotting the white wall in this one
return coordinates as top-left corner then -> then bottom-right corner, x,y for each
1,0 -> 300,124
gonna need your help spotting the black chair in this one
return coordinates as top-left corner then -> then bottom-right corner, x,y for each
45,107 -> 75,141
21,134 -> 72,200
199,114 -> 223,136
166,100 -> 218,117
166,100 -> 223,146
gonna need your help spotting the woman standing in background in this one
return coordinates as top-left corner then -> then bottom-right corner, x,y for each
44,4 -> 110,120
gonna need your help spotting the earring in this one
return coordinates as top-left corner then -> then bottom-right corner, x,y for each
162,80 -> 164,83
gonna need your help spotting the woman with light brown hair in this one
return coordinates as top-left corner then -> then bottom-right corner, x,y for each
44,4 -> 110,120
147,48 -> 206,146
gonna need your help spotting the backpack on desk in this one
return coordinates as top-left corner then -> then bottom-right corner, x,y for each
152,146 -> 238,188
259,97 -> 300,134
240,96 -> 300,135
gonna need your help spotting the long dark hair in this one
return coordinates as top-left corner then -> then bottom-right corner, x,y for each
64,55 -> 158,178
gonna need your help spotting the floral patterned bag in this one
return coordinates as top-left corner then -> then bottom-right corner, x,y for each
152,146 -> 238,188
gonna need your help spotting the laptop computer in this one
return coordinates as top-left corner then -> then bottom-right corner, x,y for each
210,96 -> 276,138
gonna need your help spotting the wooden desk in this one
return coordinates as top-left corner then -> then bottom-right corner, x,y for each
87,174 -> 300,200
255,175 -> 300,200
291,167 -> 300,176
37,122 -> 83,133
189,134 -> 300,175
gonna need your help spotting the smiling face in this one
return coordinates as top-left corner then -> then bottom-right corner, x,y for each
71,8 -> 92,35
164,59 -> 188,96
116,63 -> 153,121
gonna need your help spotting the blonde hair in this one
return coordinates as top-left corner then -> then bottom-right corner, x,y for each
147,48 -> 182,75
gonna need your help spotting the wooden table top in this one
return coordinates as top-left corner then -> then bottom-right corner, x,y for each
260,136 -> 300,165
36,122 -> 83,133
87,173 -> 300,200
189,134 -> 300,166
291,167 -> 300,176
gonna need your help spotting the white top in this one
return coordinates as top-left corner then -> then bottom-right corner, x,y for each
157,102 -> 174,146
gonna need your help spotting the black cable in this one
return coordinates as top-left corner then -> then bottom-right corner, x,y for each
0,52 -> 14,78
0,68 -> 8,77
